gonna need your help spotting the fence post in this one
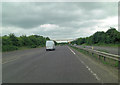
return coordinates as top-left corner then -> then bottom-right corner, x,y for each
103,56 -> 106,61
92,53 -> 94,56
118,60 -> 120,69
92,46 -> 94,50
87,51 -> 89,54
98,55 -> 100,60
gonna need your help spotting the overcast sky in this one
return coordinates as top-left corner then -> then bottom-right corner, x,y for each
2,2 -> 118,40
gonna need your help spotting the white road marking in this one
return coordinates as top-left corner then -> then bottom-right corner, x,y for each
85,64 -> 100,81
68,46 -> 100,81
68,47 -> 76,55
2,57 -> 20,64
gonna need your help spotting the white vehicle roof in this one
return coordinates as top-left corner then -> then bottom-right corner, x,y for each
46,40 -> 55,46
46,40 -> 54,43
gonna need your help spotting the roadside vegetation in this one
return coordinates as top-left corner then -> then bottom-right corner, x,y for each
70,46 -> 118,67
2,27 -> 120,52
57,42 -> 68,45
71,27 -> 120,47
2,34 -> 52,52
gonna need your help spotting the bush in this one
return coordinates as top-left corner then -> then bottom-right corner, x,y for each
71,28 -> 120,45
30,45 -> 37,48
2,45 -> 18,52
2,34 -> 51,52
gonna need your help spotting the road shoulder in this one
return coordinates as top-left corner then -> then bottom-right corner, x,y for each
70,46 -> 118,83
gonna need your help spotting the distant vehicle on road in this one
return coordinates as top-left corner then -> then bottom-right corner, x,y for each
46,40 -> 55,51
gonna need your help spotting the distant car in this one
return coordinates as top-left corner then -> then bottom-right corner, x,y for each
46,40 -> 55,51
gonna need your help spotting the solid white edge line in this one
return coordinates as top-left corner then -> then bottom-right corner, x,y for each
68,46 -> 100,81
68,46 -> 76,55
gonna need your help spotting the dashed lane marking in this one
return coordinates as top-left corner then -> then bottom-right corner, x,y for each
68,46 -> 100,81
2,57 -> 20,64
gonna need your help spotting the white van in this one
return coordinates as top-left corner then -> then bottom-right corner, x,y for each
46,40 -> 55,51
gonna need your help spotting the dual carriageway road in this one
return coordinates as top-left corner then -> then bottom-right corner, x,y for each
2,46 -> 118,83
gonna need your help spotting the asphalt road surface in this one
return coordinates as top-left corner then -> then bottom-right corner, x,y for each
2,46 -> 118,83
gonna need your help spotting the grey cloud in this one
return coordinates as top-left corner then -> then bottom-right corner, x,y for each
2,2 -> 118,39
3,2 -> 117,28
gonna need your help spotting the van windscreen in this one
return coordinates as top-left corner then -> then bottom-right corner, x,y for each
46,41 -> 54,46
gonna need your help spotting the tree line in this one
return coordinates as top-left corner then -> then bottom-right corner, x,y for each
2,34 -> 51,52
71,27 -> 120,45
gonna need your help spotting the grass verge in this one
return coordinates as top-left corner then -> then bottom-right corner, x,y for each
2,46 -> 42,52
70,45 -> 119,68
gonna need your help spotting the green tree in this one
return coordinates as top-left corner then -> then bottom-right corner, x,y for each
46,37 -> 50,40
106,27 -> 120,44
9,33 -> 19,46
